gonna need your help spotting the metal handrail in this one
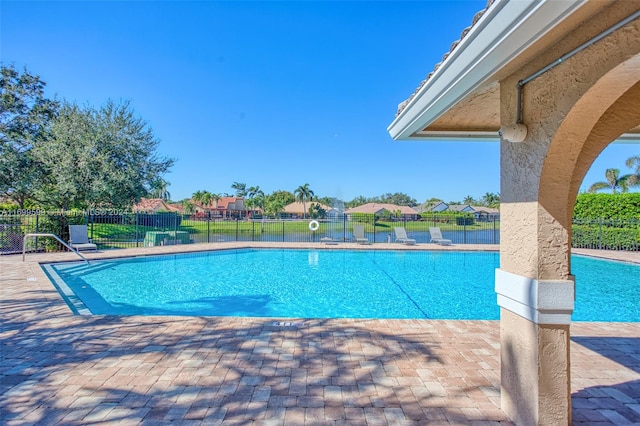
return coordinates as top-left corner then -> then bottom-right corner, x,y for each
23,233 -> 89,262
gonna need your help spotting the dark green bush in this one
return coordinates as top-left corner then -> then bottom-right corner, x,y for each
573,193 -> 640,219
420,211 -> 475,225
572,220 -> 640,251
350,213 -> 374,223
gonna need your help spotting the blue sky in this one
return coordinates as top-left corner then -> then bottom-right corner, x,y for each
2,1 -> 638,204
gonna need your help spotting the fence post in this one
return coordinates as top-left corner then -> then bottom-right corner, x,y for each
598,217 -> 603,250
35,212 -> 39,252
343,215 -> 347,242
463,219 -> 467,244
493,218 -> 497,244
373,216 -> 376,243
135,211 -> 139,248
236,218 -> 239,241
282,221 -> 285,242
174,212 -> 178,237
207,211 -> 211,243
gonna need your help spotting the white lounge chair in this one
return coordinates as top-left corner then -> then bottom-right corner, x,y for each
352,224 -> 370,244
429,227 -> 452,246
69,225 -> 98,251
394,227 -> 416,245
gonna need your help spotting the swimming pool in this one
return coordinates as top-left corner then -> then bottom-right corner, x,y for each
42,249 -> 640,321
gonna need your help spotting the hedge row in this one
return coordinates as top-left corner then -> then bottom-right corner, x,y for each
572,223 -> 640,251
573,193 -> 640,219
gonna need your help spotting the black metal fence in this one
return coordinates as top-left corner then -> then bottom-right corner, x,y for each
2,210 -> 637,254
572,217 -> 640,251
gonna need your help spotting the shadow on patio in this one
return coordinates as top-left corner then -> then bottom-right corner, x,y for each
0,291 -> 507,424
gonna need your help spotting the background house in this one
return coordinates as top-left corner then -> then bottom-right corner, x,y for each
472,207 -> 500,221
416,201 -> 448,213
133,198 -> 176,212
344,203 -> 418,221
214,197 -> 247,219
282,201 -> 338,218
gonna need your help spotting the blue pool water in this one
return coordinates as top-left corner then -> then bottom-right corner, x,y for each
42,249 -> 640,321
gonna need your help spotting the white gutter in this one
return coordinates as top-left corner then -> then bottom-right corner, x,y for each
387,0 -> 586,141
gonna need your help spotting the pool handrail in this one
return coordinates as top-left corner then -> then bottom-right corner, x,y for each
23,233 -> 89,263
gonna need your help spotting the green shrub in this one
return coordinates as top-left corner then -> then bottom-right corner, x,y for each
573,193 -> 640,219
455,216 -> 475,225
572,217 -> 639,251
350,213 -> 374,223
420,211 -> 475,225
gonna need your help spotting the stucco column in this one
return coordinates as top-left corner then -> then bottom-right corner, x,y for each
496,73 -> 575,424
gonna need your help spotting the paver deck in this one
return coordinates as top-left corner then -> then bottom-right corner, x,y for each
1,242 -> 639,425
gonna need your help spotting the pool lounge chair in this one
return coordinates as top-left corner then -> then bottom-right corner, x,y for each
394,227 -> 416,245
69,225 -> 98,251
320,236 -> 338,245
352,224 -> 370,244
429,227 -> 452,246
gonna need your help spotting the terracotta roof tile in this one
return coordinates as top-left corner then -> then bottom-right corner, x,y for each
133,198 -> 169,211
283,201 -> 331,214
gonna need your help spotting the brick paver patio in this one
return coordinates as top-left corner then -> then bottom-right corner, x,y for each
1,243 -> 639,425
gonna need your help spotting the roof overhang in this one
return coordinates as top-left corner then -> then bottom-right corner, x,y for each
387,0 -> 640,143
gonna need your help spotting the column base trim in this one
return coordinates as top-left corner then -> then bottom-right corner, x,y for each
495,269 -> 574,325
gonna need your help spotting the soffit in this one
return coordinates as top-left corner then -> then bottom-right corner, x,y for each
389,0 -> 640,141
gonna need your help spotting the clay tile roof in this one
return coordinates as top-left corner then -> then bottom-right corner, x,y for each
133,198 -> 167,211
283,201 -> 331,214
216,197 -> 241,209
396,0 -> 495,116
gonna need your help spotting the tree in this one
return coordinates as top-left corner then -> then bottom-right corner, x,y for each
588,168 -> 631,194
626,155 -> 640,187
231,182 -> 247,198
265,199 -> 285,218
316,196 -> 343,210
246,185 -> 265,216
192,190 -> 219,210
34,100 -> 174,209
308,202 -> 326,219
346,195 -> 367,208
463,195 -> 476,205
266,190 -> 295,208
480,192 -> 500,208
192,190 -> 205,205
149,178 -> 171,201
182,200 -> 195,214
294,183 -> 314,219
0,65 -> 59,208
378,192 -> 417,206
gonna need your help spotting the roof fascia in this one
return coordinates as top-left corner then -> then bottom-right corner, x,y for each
387,0 -> 586,141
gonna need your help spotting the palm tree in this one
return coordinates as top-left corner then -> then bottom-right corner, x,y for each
231,182 -> 247,198
246,186 -> 265,217
481,192 -> 500,208
294,183 -> 314,219
200,191 -> 213,208
192,190 -> 219,211
182,200 -> 195,214
463,195 -> 475,205
587,168 -> 631,194
149,179 -> 171,201
191,190 -> 205,205
626,155 -> 640,187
